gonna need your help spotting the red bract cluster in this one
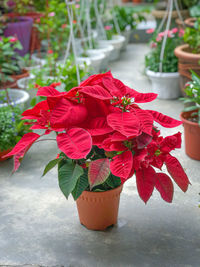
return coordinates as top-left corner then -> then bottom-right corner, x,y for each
5,71 -> 190,203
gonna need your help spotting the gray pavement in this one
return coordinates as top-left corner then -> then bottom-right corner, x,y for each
0,44 -> 200,267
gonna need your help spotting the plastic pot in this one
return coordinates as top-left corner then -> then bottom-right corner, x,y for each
76,185 -> 123,231
98,35 -> 125,61
0,89 -> 29,110
4,16 -> 33,56
180,110 -> 200,160
146,69 -> 180,99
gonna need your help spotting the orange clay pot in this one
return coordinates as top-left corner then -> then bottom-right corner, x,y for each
0,148 -> 13,162
76,185 -> 123,231
132,0 -> 142,3
180,111 -> 200,160
11,69 -> 29,81
174,44 -> 200,95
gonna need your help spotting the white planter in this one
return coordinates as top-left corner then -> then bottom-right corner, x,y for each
88,44 -> 114,71
98,35 -> 125,61
146,69 -> 181,99
0,89 -> 29,110
121,30 -> 132,51
78,52 -> 105,73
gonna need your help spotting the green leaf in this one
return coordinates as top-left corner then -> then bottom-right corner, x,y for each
58,161 -> 84,199
72,171 -> 89,200
106,173 -> 121,189
42,158 -> 60,177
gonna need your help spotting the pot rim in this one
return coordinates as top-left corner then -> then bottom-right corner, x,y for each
78,184 -> 123,198
174,44 -> 200,61
146,69 -> 179,77
180,111 -> 200,127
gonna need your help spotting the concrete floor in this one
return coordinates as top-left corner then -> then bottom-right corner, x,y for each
0,44 -> 200,267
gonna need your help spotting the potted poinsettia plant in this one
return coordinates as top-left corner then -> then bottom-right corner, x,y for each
180,70 -> 200,160
145,27 -> 183,99
5,71 -> 190,231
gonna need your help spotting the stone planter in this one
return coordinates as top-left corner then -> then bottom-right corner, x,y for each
174,44 -> 200,96
98,35 -> 125,61
146,69 -> 180,99
0,88 -> 29,110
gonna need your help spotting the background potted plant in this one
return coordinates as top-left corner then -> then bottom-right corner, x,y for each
175,18 -> 200,95
180,70 -> 200,160
0,104 -> 31,161
5,72 -> 190,231
0,36 -> 29,89
2,0 -> 33,56
146,27 -> 183,99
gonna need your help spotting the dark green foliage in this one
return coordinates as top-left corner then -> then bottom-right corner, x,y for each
181,71 -> 200,125
0,105 -> 31,152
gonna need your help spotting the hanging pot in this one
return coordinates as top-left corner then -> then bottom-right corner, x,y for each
4,16 -> 33,56
87,44 -> 114,71
76,185 -> 123,231
180,110 -> 200,161
174,44 -> 200,96
146,69 -> 180,99
78,52 -> 105,74
98,35 -> 125,62
121,29 -> 132,51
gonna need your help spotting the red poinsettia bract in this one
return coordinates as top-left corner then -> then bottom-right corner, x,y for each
4,72 -> 190,203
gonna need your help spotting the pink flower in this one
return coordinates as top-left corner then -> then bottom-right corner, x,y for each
47,49 -> 53,54
179,29 -> 184,37
171,28 -> 178,34
36,18 -> 40,23
73,20 -> 77,24
168,31 -> 173,38
104,25 -> 112,31
156,35 -> 162,42
0,37 -> 2,42
61,24 -> 67,29
150,42 -> 157,48
146,28 -> 155,34
9,37 -> 18,43
75,4 -> 80,8
48,12 -> 55,17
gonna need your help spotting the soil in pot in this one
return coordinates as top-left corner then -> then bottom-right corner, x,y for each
180,110 -> 200,160
174,44 -> 200,96
76,185 -> 123,231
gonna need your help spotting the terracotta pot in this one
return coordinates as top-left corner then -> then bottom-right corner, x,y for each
0,81 -> 17,89
0,148 -> 13,162
185,17 -> 196,28
25,12 -> 43,54
132,0 -> 141,3
174,44 -> 200,95
11,69 -> 29,87
76,185 -> 123,231
180,111 -> 200,160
